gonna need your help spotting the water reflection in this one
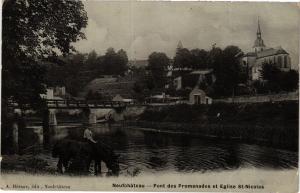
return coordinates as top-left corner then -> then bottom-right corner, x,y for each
26,123 -> 299,175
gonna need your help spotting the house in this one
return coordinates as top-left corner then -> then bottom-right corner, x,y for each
190,69 -> 216,86
241,19 -> 291,80
146,93 -> 167,104
189,87 -> 212,105
172,69 -> 216,90
173,76 -> 182,90
40,88 -> 64,100
40,86 -> 71,100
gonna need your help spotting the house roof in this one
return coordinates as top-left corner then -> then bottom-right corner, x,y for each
190,87 -> 206,95
190,69 -> 213,75
112,94 -> 124,101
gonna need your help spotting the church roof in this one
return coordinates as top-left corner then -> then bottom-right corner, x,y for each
244,52 -> 257,57
256,47 -> 288,58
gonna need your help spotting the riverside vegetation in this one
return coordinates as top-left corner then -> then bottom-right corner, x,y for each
123,101 -> 298,151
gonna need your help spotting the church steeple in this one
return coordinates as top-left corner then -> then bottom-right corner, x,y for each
253,17 -> 266,52
257,18 -> 262,39
177,40 -> 183,50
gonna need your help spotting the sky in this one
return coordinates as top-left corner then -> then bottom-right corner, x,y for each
73,1 -> 299,68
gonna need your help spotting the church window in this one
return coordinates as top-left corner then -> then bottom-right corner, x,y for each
284,56 -> 288,68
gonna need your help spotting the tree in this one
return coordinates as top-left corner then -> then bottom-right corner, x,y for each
281,70 -> 299,92
2,0 -> 88,108
117,49 -> 129,75
102,48 -> 128,75
260,62 -> 281,82
260,62 -> 282,92
64,54 -> 87,96
260,62 -> 299,92
210,45 -> 246,96
173,48 -> 193,69
148,52 -> 170,89
85,50 -> 98,70
86,90 -> 102,100
190,49 -> 208,69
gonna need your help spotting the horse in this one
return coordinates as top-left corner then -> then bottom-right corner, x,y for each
88,141 -> 120,176
52,139 -> 120,175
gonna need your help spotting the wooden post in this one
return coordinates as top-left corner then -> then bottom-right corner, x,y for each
12,120 -> 19,154
49,109 -> 57,126
89,109 -> 97,124
82,108 -> 90,125
12,109 -> 22,154
43,109 -> 49,147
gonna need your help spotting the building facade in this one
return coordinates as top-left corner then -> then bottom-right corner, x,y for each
242,19 -> 291,80
189,87 -> 212,105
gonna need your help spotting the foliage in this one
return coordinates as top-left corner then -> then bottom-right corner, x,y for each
260,62 -> 282,82
173,48 -> 193,69
101,48 -> 128,75
86,90 -> 103,100
135,101 -> 298,150
209,46 -> 246,97
190,49 -> 209,69
281,70 -> 299,92
148,52 -> 170,89
181,74 -> 199,88
172,45 -> 247,97
132,67 -> 155,102
2,0 -> 88,108
45,48 -> 129,96
258,62 -> 299,93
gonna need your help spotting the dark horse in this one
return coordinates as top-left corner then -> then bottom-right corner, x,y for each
52,139 -> 120,175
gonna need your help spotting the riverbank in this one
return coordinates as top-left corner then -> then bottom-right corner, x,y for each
124,101 -> 298,150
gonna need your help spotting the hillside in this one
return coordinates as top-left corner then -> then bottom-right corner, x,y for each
78,76 -> 135,99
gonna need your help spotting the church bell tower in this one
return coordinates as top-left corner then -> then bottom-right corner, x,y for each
253,18 -> 266,53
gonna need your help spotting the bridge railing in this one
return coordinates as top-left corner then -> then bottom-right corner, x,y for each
46,99 -> 128,108
7,98 -> 142,109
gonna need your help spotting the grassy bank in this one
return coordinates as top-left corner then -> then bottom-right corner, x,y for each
126,101 -> 298,150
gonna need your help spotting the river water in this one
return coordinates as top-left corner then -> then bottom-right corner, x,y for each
38,123 -> 297,176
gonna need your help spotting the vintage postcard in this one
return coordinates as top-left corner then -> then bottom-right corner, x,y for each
0,1 -> 299,192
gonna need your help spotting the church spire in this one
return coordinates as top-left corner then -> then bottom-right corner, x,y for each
257,17 -> 261,39
253,17 -> 266,52
177,40 -> 183,50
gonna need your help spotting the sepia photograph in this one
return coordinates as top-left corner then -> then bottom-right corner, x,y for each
0,1 -> 299,192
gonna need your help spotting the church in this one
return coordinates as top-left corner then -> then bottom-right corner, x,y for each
241,19 -> 291,80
